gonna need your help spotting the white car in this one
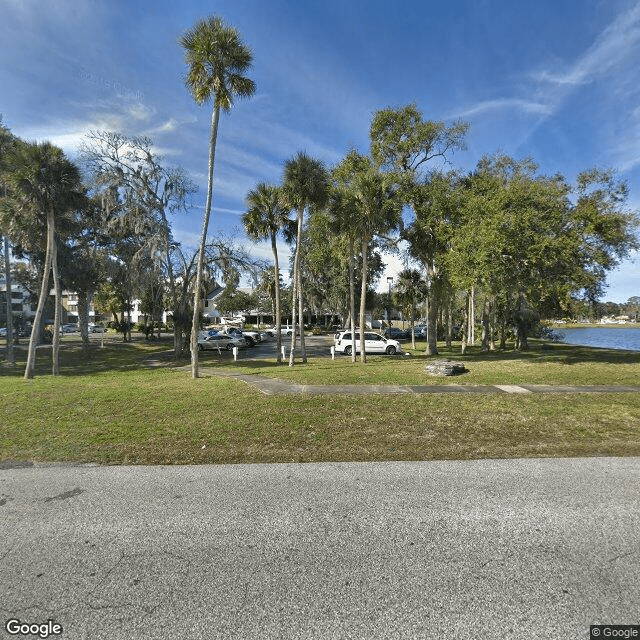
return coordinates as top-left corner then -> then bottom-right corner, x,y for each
264,325 -> 300,337
334,330 -> 401,356
88,323 -> 106,333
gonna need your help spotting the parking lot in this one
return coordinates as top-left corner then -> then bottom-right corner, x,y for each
225,332 -> 337,360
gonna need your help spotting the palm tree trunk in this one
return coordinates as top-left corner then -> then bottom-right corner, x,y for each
425,265 -> 438,355
288,262 -> 298,366
190,104 -> 220,378
297,204 -> 307,363
52,233 -> 61,376
25,209 -> 55,380
348,236 -> 356,363
410,304 -> 416,350
298,261 -> 306,362
271,231 -> 282,364
359,236 -> 368,364
3,235 -> 15,366
289,207 -> 303,366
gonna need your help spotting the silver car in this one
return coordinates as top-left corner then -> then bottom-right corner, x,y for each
197,333 -> 247,352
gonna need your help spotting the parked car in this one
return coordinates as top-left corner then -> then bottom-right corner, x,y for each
197,333 -> 247,351
88,323 -> 106,333
334,330 -> 401,355
0,327 -> 6,337
61,323 -> 78,333
413,325 -> 427,338
383,327 -> 410,340
216,326 -> 260,347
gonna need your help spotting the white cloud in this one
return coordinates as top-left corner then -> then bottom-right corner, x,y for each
450,98 -> 552,120
535,2 -> 640,88
451,2 -> 640,166
126,103 -> 155,121
604,253 -> 640,302
607,105 -> 640,172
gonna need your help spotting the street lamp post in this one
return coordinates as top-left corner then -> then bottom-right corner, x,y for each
387,276 -> 393,326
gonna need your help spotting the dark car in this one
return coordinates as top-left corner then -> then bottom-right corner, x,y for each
413,325 -> 427,338
383,327 -> 410,340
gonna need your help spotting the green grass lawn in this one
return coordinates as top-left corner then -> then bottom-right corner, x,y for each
1,337 -> 639,465
215,339 -> 640,386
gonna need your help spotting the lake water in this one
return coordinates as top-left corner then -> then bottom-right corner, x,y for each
559,326 -> 640,351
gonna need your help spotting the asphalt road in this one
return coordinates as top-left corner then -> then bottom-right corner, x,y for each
1,458 -> 638,639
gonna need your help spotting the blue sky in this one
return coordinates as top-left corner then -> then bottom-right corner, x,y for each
1,0 -> 639,302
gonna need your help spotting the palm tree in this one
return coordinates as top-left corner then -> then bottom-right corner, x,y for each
394,268 -> 427,349
5,141 -> 85,379
352,168 -> 402,363
0,121 -> 17,366
179,15 -> 256,378
281,153 -> 329,366
328,186 -> 359,363
242,183 -> 290,363
333,152 -> 402,363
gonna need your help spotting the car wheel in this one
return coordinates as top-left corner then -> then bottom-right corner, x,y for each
197,344 -> 204,351
385,345 -> 397,355
227,343 -> 235,351
344,345 -> 352,356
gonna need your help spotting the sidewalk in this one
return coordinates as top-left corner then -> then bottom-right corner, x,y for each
194,367 -> 640,395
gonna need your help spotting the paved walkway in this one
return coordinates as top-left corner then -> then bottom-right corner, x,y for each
192,367 -> 640,395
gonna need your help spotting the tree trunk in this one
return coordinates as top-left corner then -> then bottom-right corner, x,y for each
298,259 -> 307,363
481,297 -> 490,351
359,236 -> 368,363
25,210 -> 55,380
190,104 -> 220,378
52,235 -> 61,376
348,237 -> 356,363
289,209 -> 303,367
445,293 -> 452,350
288,273 -> 298,366
3,235 -> 15,366
78,290 -> 90,349
126,296 -> 132,343
489,299 -> 496,351
461,291 -> 469,356
469,286 -> 475,345
425,290 -> 438,355
271,232 -> 282,364
410,304 -> 416,350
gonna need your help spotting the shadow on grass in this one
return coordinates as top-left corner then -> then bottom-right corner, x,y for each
0,337 -> 177,378
3,337 -> 638,379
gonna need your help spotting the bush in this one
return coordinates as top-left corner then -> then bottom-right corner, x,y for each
536,323 -> 565,343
